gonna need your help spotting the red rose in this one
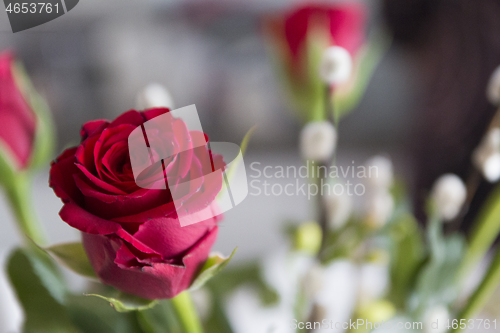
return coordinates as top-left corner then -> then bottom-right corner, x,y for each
0,51 -> 37,170
50,108 -> 224,299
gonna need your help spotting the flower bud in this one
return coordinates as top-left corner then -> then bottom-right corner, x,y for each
423,305 -> 450,333
136,83 -> 174,110
324,191 -> 352,230
302,264 -> 324,298
487,65 -> 500,105
366,189 -> 394,228
300,121 -> 337,162
365,155 -> 394,189
473,128 -> 500,182
294,221 -> 322,256
319,46 -> 353,85
431,174 -> 467,221
0,51 -> 54,177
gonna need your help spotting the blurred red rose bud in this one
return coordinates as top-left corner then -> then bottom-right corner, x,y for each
263,2 -> 369,121
0,51 -> 54,179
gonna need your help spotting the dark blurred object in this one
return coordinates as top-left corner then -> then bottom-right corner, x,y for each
383,0 -> 500,232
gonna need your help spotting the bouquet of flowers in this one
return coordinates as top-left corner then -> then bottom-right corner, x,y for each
1,2 -> 500,333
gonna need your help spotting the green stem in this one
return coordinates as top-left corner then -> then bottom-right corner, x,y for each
5,172 -> 47,246
170,291 -> 204,333
454,247 -> 500,332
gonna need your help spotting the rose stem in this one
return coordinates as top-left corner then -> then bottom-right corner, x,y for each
317,84 -> 335,259
170,291 -> 204,333
6,172 -> 47,246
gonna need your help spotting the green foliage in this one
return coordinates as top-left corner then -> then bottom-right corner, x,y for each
85,292 -> 159,313
66,294 -> 144,333
7,248 -> 81,333
387,213 -> 426,309
459,183 -> 500,281
136,300 -> 183,333
46,242 -> 97,279
190,248 -> 237,291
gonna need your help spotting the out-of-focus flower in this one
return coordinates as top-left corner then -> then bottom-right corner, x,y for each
136,83 -> 174,110
431,174 -> 467,221
302,263 -> 324,298
319,46 -> 352,85
473,128 -> 500,182
0,51 -> 53,173
423,305 -> 450,333
362,156 -> 394,228
264,2 -> 367,121
300,120 -> 337,162
365,189 -> 394,228
365,155 -> 394,189
50,108 -> 224,299
294,221 -> 322,255
358,263 -> 389,306
487,65 -> 500,105
324,190 -> 352,230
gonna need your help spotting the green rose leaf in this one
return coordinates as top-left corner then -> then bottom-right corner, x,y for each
66,294 -> 144,333
85,292 -> 159,313
190,248 -> 237,291
7,248 -> 81,333
45,242 -> 97,279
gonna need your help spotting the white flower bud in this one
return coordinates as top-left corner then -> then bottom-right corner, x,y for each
136,83 -> 174,110
366,189 -> 394,228
319,46 -> 353,85
423,305 -> 450,333
431,174 -> 467,221
473,128 -> 500,182
365,155 -> 394,189
482,153 -> 500,182
487,65 -> 500,105
324,191 -> 352,230
300,121 -> 337,162
302,264 -> 324,298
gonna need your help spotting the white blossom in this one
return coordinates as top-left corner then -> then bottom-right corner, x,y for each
324,191 -> 353,230
423,305 -> 450,333
319,46 -> 353,85
431,174 -> 467,221
473,128 -> 500,182
136,83 -> 174,110
365,155 -> 394,189
365,189 -> 394,228
300,121 -> 337,162
487,65 -> 500,105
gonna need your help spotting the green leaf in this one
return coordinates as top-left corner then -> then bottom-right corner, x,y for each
85,292 -> 159,313
455,247 -> 500,331
388,213 -> 426,309
66,294 -> 144,333
136,300 -> 183,333
7,248 -> 81,333
412,234 -> 466,317
459,183 -> 500,281
190,248 -> 237,291
46,242 -> 97,279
